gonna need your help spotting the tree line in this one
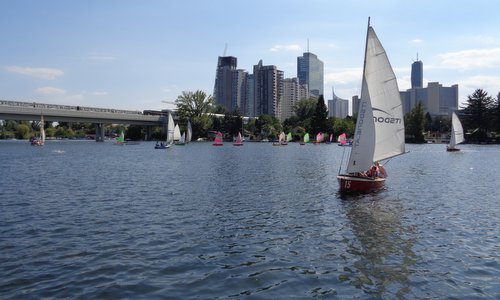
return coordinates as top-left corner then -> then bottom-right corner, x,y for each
2,88 -> 498,143
405,89 -> 500,143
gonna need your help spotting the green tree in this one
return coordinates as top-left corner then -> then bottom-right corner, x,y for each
256,114 -> 282,140
405,102 -> 425,143
311,95 -> 328,135
294,98 -> 317,120
222,108 -> 243,138
175,90 -> 214,139
494,92 -> 500,133
460,89 -> 494,143
15,124 -> 30,139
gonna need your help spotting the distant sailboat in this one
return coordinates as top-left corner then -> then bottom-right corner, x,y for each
116,130 -> 125,145
165,112 -> 175,148
173,124 -> 181,142
31,114 -> 45,146
176,132 -> 186,146
286,132 -> 292,143
274,131 -> 287,146
233,132 -> 243,146
300,133 -> 310,145
213,131 -> 223,146
447,111 -> 464,152
186,120 -> 192,143
337,18 -> 406,193
315,132 -> 324,144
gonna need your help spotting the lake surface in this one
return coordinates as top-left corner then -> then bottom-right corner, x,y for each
0,140 -> 499,299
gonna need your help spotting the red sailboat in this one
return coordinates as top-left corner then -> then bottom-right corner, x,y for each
337,19 -> 406,193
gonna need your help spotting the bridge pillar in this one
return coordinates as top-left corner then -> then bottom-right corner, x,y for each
145,126 -> 153,141
95,123 -> 105,142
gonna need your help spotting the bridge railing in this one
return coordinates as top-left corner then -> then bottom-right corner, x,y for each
0,100 -> 144,115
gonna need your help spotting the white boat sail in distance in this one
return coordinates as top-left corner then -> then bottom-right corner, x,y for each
337,18 -> 406,193
166,113 -> 175,148
447,111 -> 464,152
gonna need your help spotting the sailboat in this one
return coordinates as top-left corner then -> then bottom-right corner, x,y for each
337,18 -> 406,193
186,120 -> 192,144
274,132 -> 287,146
337,133 -> 352,146
315,132 -> 324,144
176,132 -> 186,146
166,113 -> 175,148
31,114 -> 45,146
300,133 -> 310,145
286,132 -> 293,143
233,132 -> 243,146
116,130 -> 125,145
213,131 -> 223,146
447,111 -> 464,152
173,124 -> 181,143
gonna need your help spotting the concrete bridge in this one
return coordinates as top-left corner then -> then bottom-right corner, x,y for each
0,100 -> 167,141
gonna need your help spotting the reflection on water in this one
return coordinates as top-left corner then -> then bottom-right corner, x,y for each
341,196 -> 417,299
0,141 -> 499,299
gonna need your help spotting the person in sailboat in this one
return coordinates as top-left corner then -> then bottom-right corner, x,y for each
366,165 -> 379,178
375,162 -> 387,178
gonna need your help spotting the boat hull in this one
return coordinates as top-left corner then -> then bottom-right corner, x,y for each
337,175 -> 385,193
233,143 -> 243,146
446,147 -> 460,152
213,143 -> 223,146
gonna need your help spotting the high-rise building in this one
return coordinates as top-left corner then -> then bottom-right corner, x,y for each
411,59 -> 423,89
297,52 -> 324,98
327,88 -> 349,118
400,59 -> 458,116
231,69 -> 248,113
245,74 -> 255,118
253,60 -> 283,120
213,56 -> 237,111
281,78 -> 300,121
352,95 -> 360,116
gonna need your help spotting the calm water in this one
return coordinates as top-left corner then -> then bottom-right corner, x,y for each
0,140 -> 499,299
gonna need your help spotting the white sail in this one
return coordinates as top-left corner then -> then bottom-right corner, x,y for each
179,132 -> 186,144
187,120 -> 192,143
40,114 -> 46,144
166,113 -> 175,145
173,124 -> 181,141
346,25 -> 405,174
449,111 -> 464,148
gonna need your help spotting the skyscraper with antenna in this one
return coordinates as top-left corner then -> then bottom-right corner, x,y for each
297,39 -> 324,98
411,53 -> 423,89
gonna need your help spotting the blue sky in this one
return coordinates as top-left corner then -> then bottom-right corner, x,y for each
1,0 -> 499,112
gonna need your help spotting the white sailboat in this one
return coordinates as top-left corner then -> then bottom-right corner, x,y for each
166,112 -> 175,148
31,114 -> 45,146
186,120 -> 192,143
447,111 -> 464,152
173,124 -> 181,142
337,18 -> 405,193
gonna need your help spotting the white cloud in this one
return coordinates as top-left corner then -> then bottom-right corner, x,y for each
269,44 -> 302,52
6,66 -> 64,80
325,68 -> 362,85
411,39 -> 423,44
438,48 -> 500,70
35,86 -> 66,95
92,91 -> 108,96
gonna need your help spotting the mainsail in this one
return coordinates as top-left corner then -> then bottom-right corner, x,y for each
346,24 -> 405,174
449,111 -> 464,148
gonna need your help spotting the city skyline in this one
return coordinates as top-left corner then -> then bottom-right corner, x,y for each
1,0 -> 499,112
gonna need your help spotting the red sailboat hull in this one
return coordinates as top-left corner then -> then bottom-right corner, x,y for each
337,175 -> 385,193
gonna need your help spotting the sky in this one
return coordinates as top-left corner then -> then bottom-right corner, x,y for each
1,0 -> 499,113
